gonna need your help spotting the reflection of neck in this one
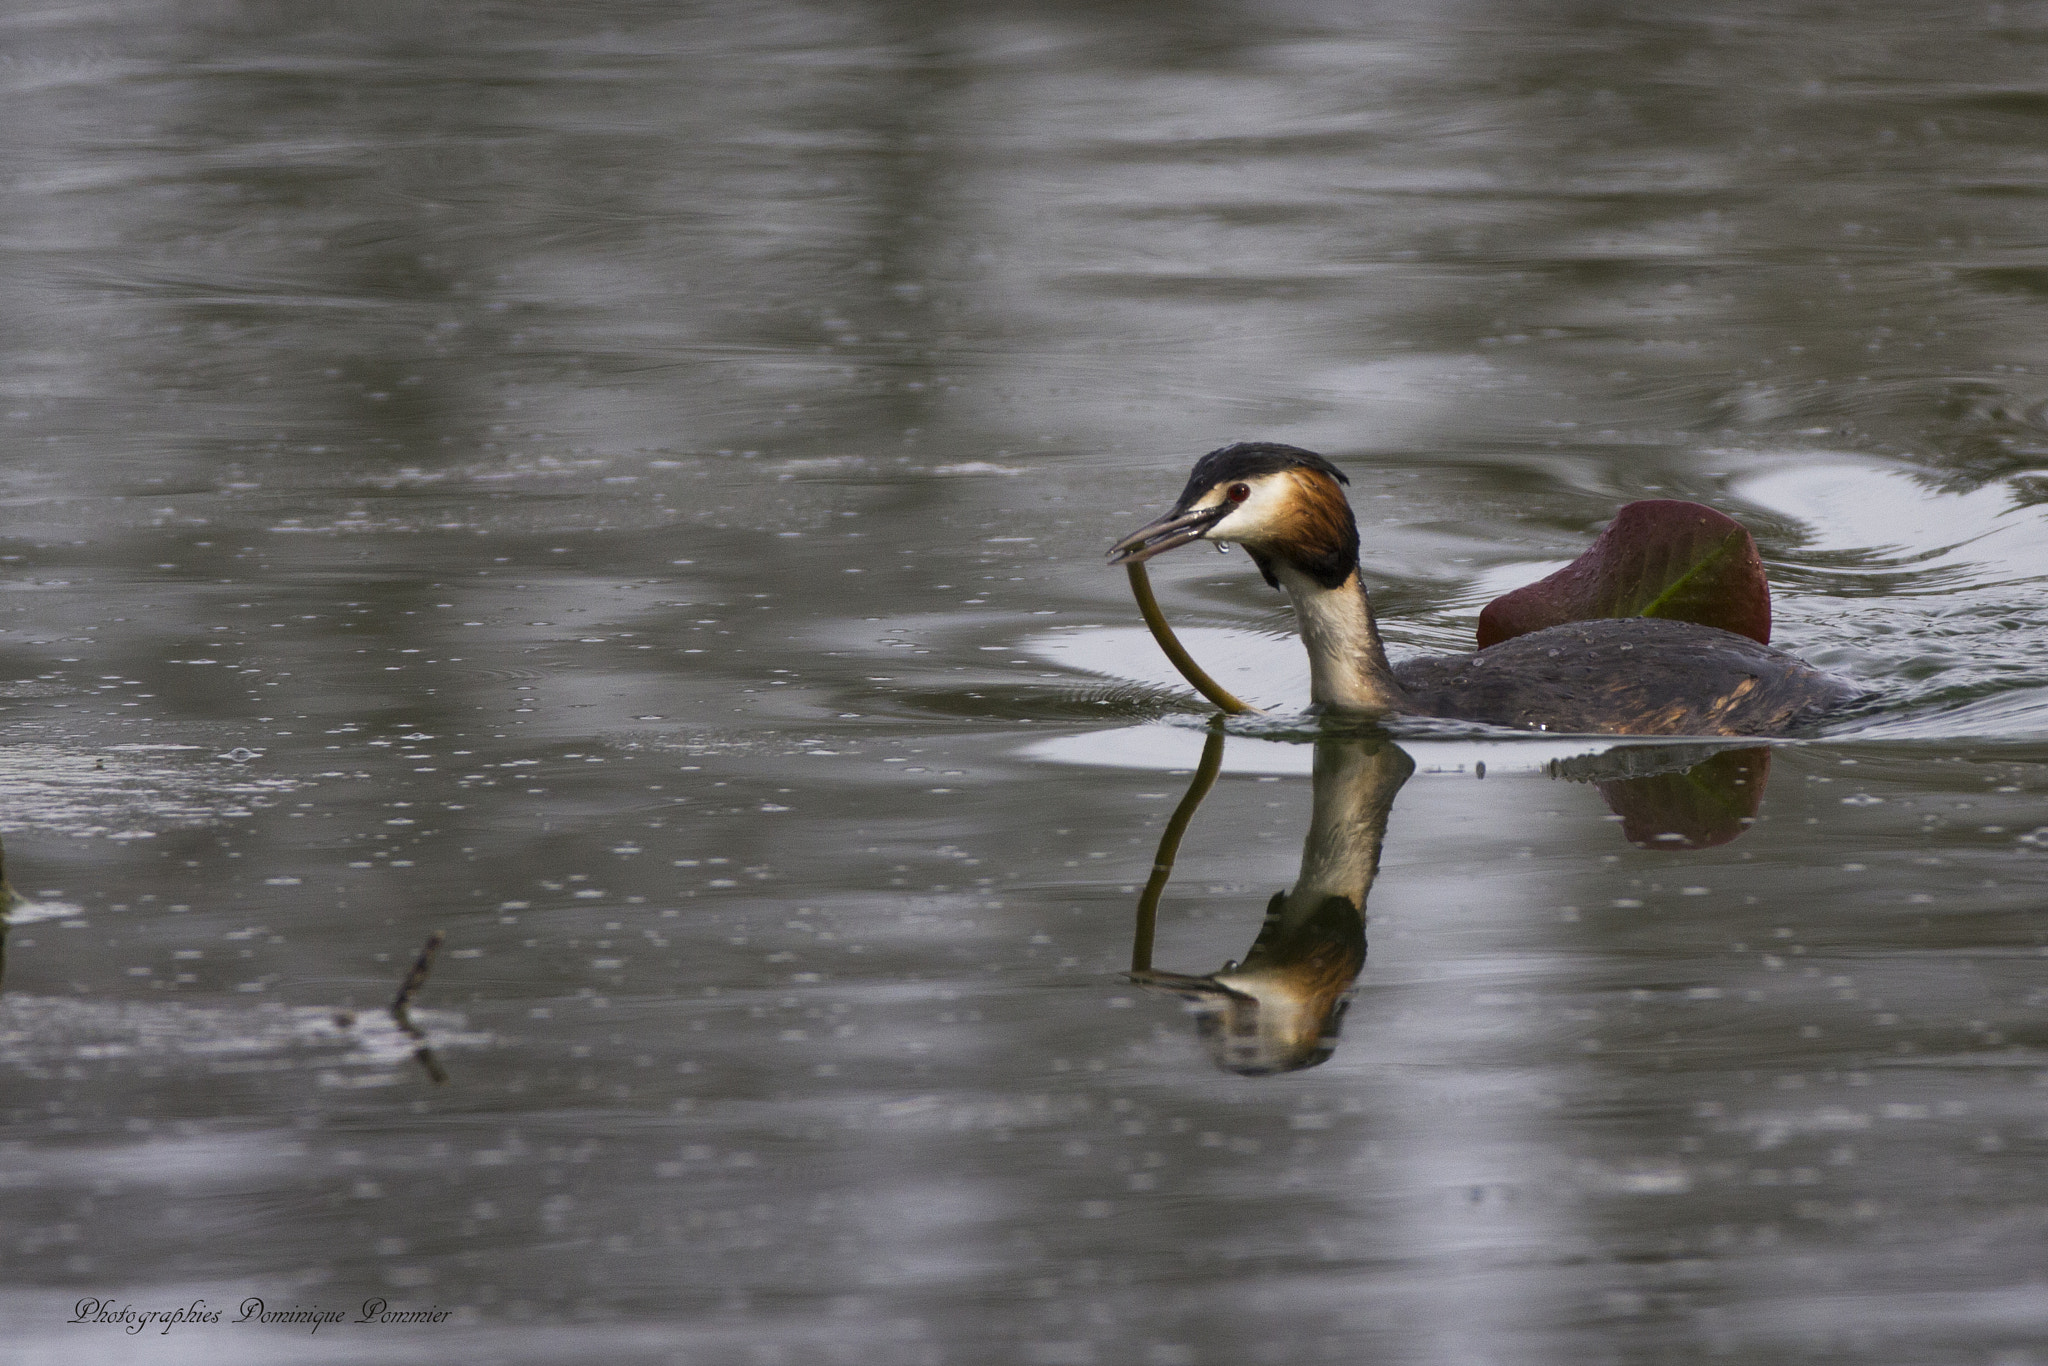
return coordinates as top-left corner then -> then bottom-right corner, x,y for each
1233,737 -> 1411,976
1272,564 -> 1413,715
1279,737 -> 1411,928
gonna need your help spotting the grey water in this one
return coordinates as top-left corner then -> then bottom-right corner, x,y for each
3,3 -> 2048,1363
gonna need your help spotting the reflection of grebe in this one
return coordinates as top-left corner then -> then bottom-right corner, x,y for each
1109,443 -> 1857,735
1132,735 -> 1409,1076
1127,732 -> 1775,1076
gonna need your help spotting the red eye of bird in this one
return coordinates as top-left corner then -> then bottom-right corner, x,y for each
1226,483 -> 1251,503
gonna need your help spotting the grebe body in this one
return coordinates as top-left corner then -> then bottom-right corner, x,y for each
1391,616 -> 1845,736
1109,443 -> 1858,737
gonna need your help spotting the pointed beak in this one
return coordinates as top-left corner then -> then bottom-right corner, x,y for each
1106,503 -> 1229,566
1126,969 -> 1255,1002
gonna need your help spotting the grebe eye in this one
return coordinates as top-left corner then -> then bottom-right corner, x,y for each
1226,483 -> 1251,503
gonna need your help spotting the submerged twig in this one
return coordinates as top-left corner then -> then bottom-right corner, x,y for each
389,930 -> 449,1086
390,930 -> 445,1026
1125,561 -> 1263,715
407,1044 -> 450,1087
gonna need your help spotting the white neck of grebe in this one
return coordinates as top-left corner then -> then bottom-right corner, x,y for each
1270,563 -> 1415,715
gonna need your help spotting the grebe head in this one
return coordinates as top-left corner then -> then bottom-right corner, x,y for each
1107,442 -> 1359,589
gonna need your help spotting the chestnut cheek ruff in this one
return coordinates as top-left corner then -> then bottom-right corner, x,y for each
1272,469 -> 1361,590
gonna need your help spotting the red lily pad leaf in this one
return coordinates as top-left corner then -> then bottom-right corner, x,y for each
1476,500 -> 1771,649
1596,747 -> 1771,851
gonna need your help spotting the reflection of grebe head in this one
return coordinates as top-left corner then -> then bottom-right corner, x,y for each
1192,974 -> 1353,1076
1136,892 -> 1365,1076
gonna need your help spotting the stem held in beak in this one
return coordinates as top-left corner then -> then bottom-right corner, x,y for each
1125,562 -> 1264,715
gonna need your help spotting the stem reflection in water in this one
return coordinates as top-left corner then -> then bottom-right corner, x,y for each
1130,733 -> 1776,1075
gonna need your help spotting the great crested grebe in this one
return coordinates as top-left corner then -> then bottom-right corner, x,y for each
1107,442 -> 1859,736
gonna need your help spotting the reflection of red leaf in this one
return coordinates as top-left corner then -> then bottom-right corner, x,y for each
1477,500 -> 1771,649
1597,747 -> 1771,850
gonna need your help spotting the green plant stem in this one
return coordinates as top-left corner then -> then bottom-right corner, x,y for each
1125,562 -> 1263,715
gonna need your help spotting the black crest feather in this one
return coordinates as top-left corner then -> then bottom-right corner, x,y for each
1174,443 -> 1357,590
1171,442 -> 1350,513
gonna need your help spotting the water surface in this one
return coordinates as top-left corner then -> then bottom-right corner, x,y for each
4,4 -> 2048,1363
